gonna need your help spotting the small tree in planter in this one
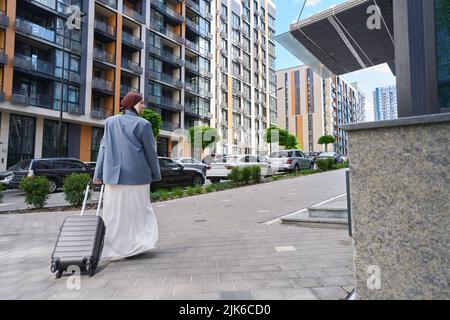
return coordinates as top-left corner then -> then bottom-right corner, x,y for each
63,173 -> 93,207
141,109 -> 162,137
318,135 -> 336,152
188,126 -> 220,161
20,176 -> 51,209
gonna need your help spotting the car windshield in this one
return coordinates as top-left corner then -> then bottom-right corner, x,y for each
320,152 -> 335,157
270,151 -> 293,158
13,159 -> 32,171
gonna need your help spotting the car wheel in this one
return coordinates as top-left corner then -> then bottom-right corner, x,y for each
192,174 -> 204,186
209,178 -> 221,184
48,179 -> 58,193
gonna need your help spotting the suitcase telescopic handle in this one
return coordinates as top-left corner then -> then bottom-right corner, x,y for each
80,183 -> 105,216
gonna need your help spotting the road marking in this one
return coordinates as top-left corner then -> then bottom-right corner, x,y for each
274,246 -> 296,252
262,193 -> 347,225
156,204 -> 166,207
257,210 -> 269,213
222,199 -> 230,202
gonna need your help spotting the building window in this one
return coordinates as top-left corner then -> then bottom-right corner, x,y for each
7,114 -> 36,168
91,127 -> 104,161
42,120 -> 68,158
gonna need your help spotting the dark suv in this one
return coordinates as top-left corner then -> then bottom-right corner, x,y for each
9,158 -> 95,193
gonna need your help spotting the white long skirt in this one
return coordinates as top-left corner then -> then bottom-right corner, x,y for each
101,184 -> 158,259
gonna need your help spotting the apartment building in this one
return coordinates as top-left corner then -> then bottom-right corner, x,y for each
373,85 -> 397,121
276,66 -> 366,156
215,0 -> 276,155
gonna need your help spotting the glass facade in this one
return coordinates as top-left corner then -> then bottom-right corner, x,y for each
42,120 -> 68,158
7,114 -> 36,168
435,0 -> 450,110
91,127 -> 104,161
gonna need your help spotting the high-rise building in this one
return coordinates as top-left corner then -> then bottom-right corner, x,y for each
0,0 -> 276,171
373,85 -> 397,121
276,66 -> 365,155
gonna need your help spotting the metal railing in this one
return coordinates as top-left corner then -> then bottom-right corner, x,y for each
93,48 -> 116,64
94,20 -> 116,37
186,0 -> 200,12
0,10 -> 9,28
92,78 -> 114,93
121,58 -> 143,74
15,17 -> 55,43
148,45 -> 183,66
161,121 -> 181,131
122,32 -> 143,49
185,60 -> 199,73
147,94 -> 183,111
91,106 -> 113,119
123,6 -> 144,22
149,70 -> 183,88
151,2 -> 183,22
120,85 -> 139,96
150,21 -> 184,44
97,0 -> 117,9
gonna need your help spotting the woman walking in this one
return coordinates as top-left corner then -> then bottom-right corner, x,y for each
93,92 -> 161,260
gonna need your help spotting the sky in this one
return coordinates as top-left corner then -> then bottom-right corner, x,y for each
273,0 -> 396,121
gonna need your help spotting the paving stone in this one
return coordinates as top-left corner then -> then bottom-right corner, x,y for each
111,288 -> 145,300
312,287 -> 347,300
219,273 -> 246,282
244,272 -> 273,281
319,276 -> 352,287
260,279 -> 294,289
269,271 -> 299,280
281,288 -> 318,300
220,291 -> 253,300
290,278 -> 322,288
250,289 -> 285,300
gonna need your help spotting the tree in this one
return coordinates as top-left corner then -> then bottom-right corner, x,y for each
188,126 -> 220,160
141,109 -> 162,137
265,126 -> 299,150
318,135 -> 336,152
284,134 -> 299,149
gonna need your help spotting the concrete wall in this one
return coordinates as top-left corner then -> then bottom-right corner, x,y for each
343,114 -> 450,299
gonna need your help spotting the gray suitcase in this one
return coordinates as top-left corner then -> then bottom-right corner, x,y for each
51,184 -> 106,278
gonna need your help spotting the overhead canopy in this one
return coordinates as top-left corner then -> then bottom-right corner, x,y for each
276,0 -> 395,78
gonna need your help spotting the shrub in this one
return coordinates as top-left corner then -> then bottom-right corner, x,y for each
212,183 -> 225,191
316,158 -> 335,172
250,165 -> 262,183
171,187 -> 184,198
302,169 -> 319,176
0,183 -> 5,203
204,185 -> 214,193
63,173 -> 92,206
241,166 -> 252,184
227,167 -> 241,183
333,161 -> 349,170
150,190 -> 161,202
186,186 -> 196,196
160,189 -> 170,201
19,176 -> 51,209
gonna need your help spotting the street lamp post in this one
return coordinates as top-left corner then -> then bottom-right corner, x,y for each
267,86 -> 283,155
57,6 -> 84,157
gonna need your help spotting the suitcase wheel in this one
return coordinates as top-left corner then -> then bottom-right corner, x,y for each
50,264 -> 56,273
55,270 -> 64,279
86,262 -> 95,277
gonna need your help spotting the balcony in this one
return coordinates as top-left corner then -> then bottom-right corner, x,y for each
161,121 -> 181,131
220,83 -> 228,91
186,0 -> 200,13
92,78 -> 114,94
97,0 -> 117,9
13,54 -> 55,77
150,21 -> 184,44
199,68 -> 213,79
91,106 -> 113,120
121,58 -> 143,75
0,49 -> 7,64
148,45 -> 183,66
184,39 -> 200,53
67,103 -> 81,115
12,89 -> 30,105
220,66 -> 227,73
185,18 -> 200,35
185,60 -> 200,75
0,11 -> 9,28
93,48 -> 116,65
122,32 -> 144,49
94,20 -> 116,39
149,70 -> 183,88
220,119 -> 227,127
184,83 -> 199,95
242,13 -> 249,21
151,1 -> 183,23
120,85 -> 139,97
123,6 -> 144,23
12,89 -> 53,108
220,31 -> 228,39
147,94 -> 183,112
15,17 -> 55,43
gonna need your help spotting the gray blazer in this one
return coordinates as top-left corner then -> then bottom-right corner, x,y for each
93,110 -> 161,185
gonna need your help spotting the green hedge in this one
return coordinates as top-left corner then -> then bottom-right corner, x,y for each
20,176 -> 51,209
63,173 -> 92,206
316,158 -> 335,172
227,165 -> 262,184
0,183 -> 5,203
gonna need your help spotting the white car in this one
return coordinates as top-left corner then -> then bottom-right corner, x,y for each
206,155 -> 273,183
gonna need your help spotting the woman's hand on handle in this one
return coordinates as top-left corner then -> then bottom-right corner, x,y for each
93,178 -> 103,185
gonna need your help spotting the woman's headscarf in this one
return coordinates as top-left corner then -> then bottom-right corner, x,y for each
120,92 -> 143,114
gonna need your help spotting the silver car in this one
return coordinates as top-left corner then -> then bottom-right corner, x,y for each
269,150 -> 314,173
173,157 -> 210,175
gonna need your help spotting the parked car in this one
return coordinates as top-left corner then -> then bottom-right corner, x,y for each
0,163 -> 19,189
206,155 -> 273,183
269,150 -> 314,173
151,157 -> 205,192
8,158 -> 95,193
84,162 -> 97,171
173,157 -> 210,175
317,152 -> 344,164
306,152 -> 322,162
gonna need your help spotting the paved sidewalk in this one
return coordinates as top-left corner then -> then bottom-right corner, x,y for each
0,169 -> 355,300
